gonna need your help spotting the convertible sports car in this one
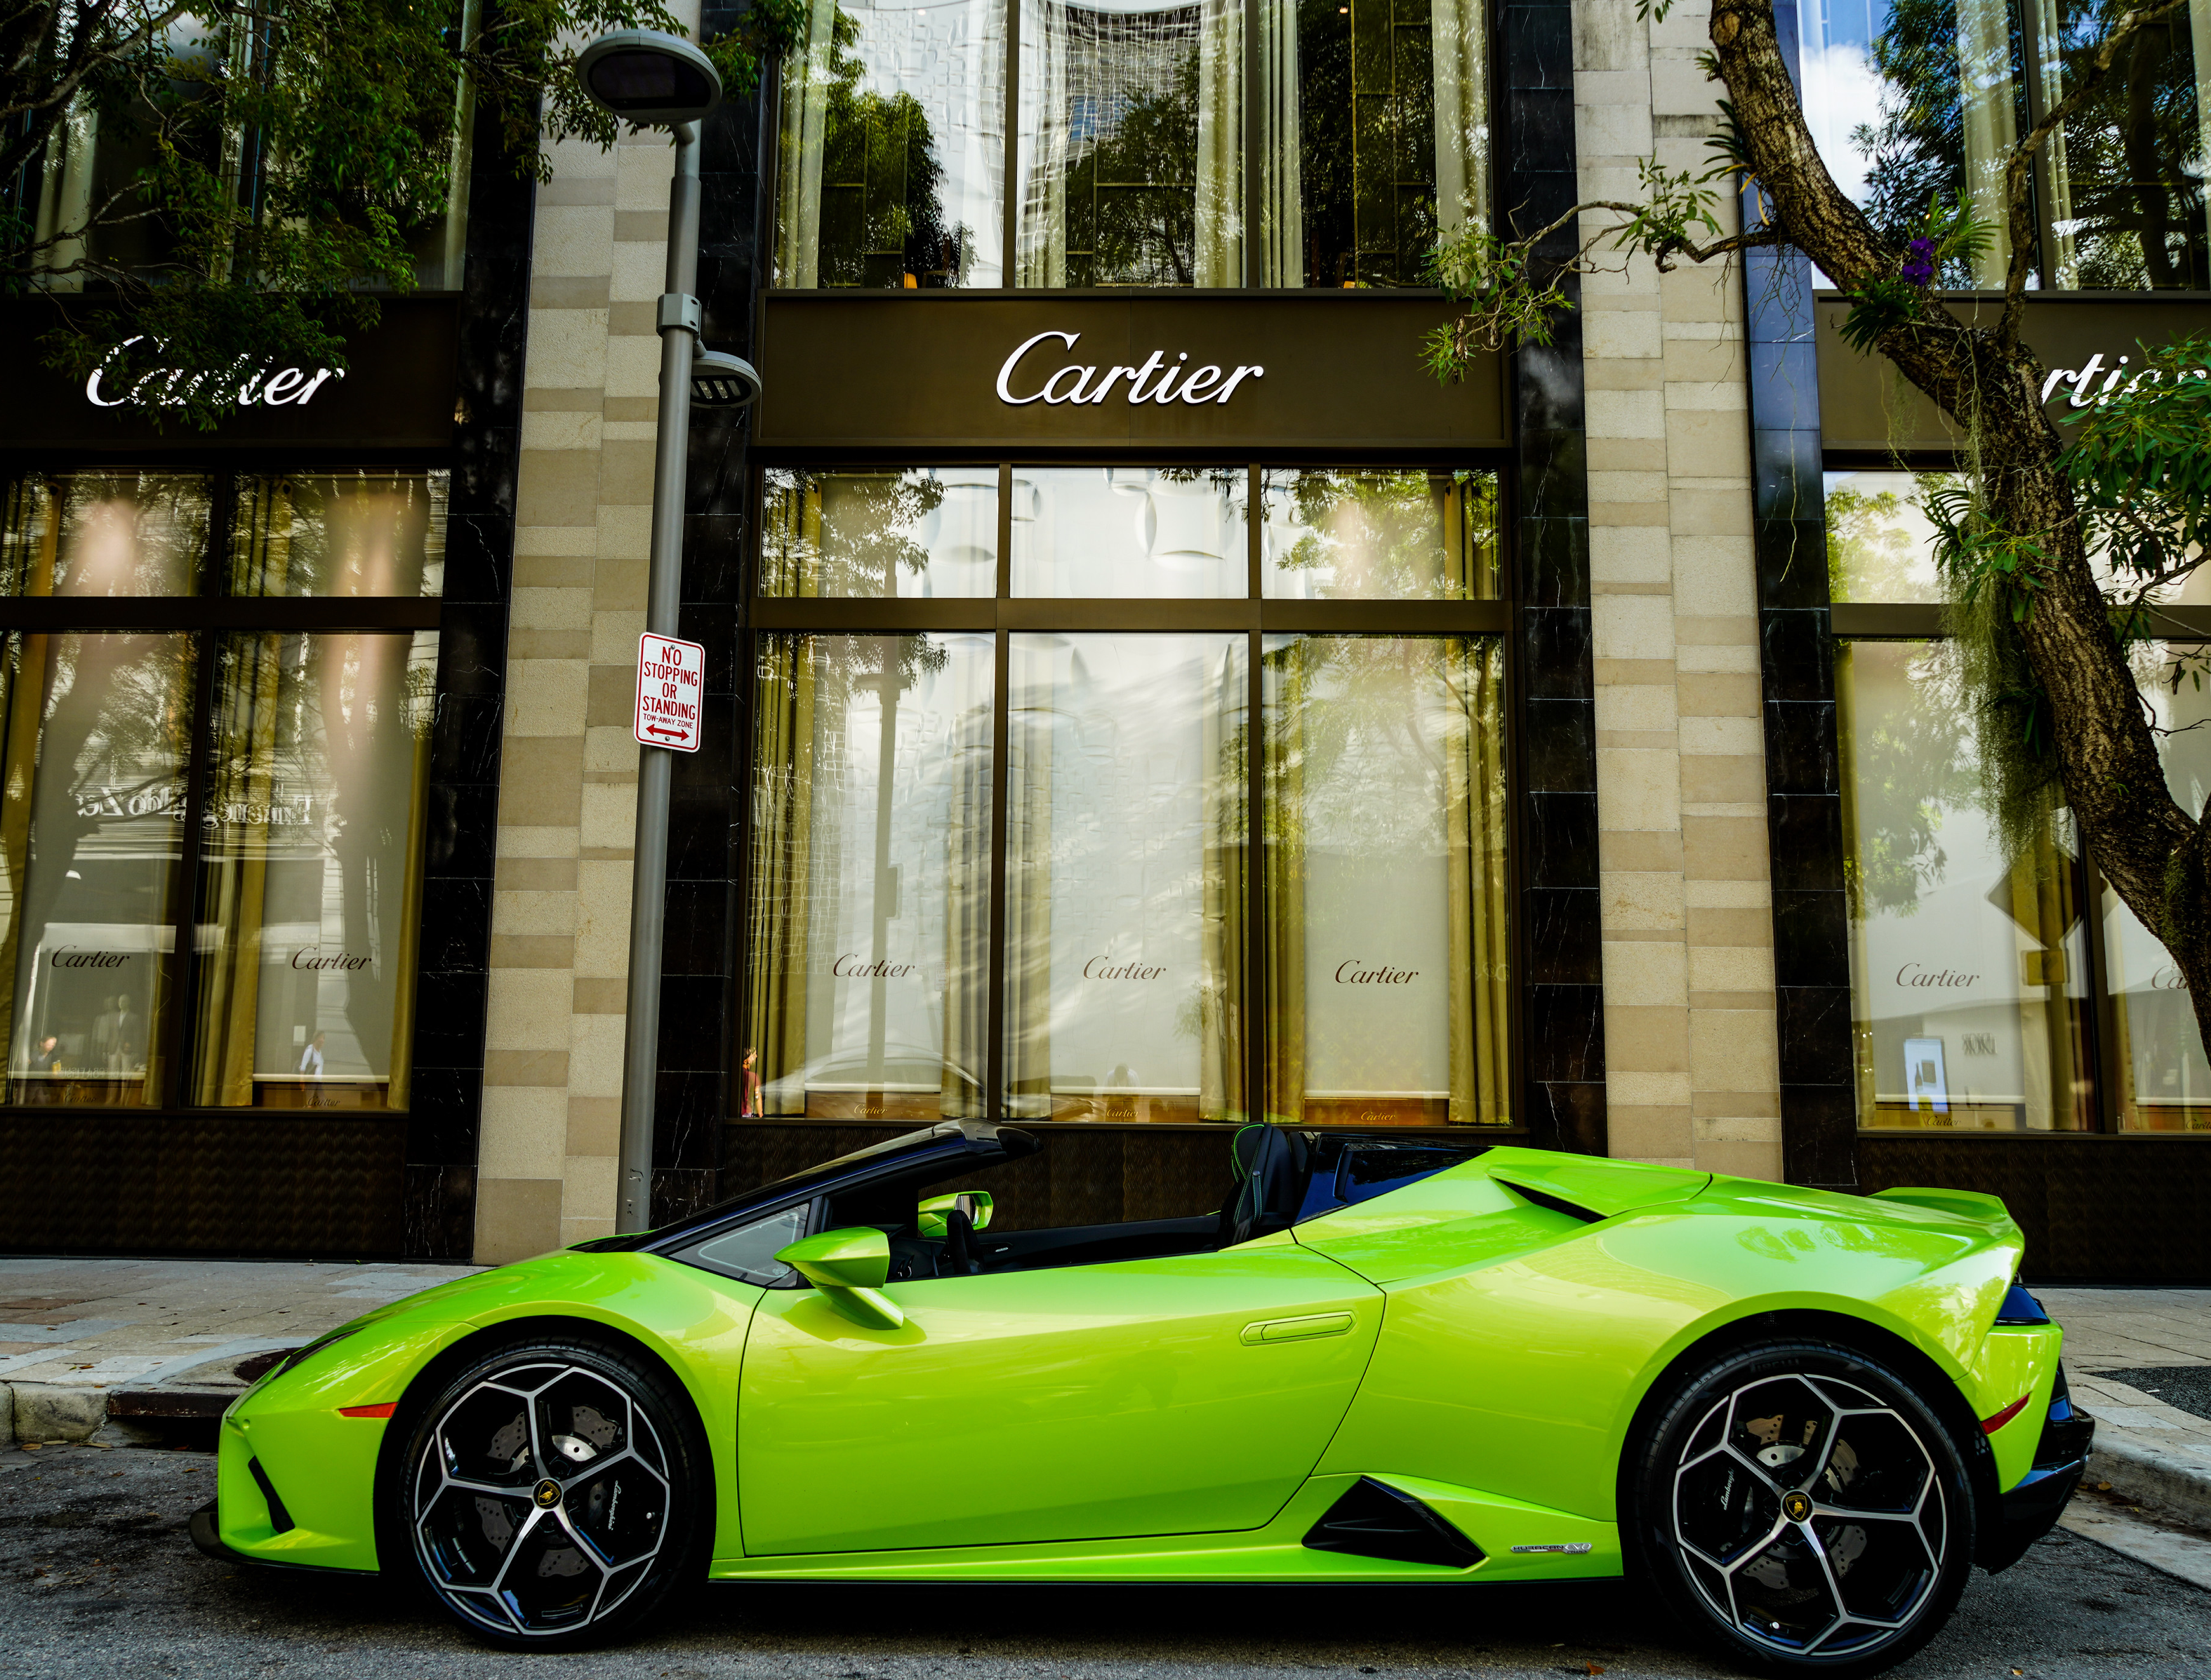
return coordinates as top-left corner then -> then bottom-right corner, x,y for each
194,1122 -> 2092,1674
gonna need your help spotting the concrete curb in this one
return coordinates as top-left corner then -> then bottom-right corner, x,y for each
2091,1433 -> 2211,1531
4,1382 -> 109,1445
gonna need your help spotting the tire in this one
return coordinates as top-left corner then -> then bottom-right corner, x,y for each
390,1335 -> 710,1649
1626,1338 -> 1975,1678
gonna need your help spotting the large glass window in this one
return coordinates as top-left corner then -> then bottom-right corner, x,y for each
0,468 -> 447,1114
747,459 -> 1511,1126
762,468 -> 1000,598
773,0 -> 1490,288
774,0 -> 1009,287
1831,472 -> 2211,1134
1801,0 -> 2210,290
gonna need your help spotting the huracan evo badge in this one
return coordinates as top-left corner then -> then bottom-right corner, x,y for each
635,632 -> 705,754
1510,1542 -> 1594,1554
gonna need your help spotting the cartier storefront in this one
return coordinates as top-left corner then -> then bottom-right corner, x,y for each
0,149 -> 529,1258
705,0 -> 1602,1222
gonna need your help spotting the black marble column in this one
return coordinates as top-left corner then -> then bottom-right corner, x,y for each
1505,0 -> 1605,1153
1744,0 -> 1857,1190
405,93 -> 537,1255
650,15 -> 769,1223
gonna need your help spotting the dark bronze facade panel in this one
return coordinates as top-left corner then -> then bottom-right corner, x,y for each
1859,1133 -> 2211,1282
1816,293 -> 2211,454
0,295 -> 463,455
0,1114 -> 409,1255
750,293 -> 1508,453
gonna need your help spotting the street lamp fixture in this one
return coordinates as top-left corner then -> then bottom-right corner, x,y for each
575,30 -> 722,124
576,28 -> 752,1234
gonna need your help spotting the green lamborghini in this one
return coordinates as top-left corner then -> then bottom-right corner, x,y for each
192,1122 -> 2091,1674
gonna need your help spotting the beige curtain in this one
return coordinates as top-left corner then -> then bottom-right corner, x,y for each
1262,641 -> 1306,1124
1957,0 -> 2017,286
2003,825 -> 2087,1131
1444,638 -> 1510,1124
31,97 -> 98,291
193,634 -> 283,1107
1003,646 -> 1056,1116
2035,0 -> 2080,288
1258,0 -> 1303,286
1431,0 -> 1491,239
1195,0 -> 1244,286
941,692 -> 992,1117
1199,641 -> 1246,1119
775,0 -> 841,287
1016,0 -> 1071,286
748,637 -> 817,1114
385,675 -> 432,1111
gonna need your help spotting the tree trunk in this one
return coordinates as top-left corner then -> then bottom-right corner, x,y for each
1706,0 -> 2211,1067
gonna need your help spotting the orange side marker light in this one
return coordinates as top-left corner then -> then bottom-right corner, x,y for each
338,1402 -> 398,1420
1980,1394 -> 2030,1434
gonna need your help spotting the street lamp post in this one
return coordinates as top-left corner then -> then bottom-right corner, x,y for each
575,31 -> 762,1234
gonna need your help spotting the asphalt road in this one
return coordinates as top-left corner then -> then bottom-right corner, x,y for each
1,1442 -> 2202,1680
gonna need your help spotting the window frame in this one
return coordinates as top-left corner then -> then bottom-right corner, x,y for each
736,453 -> 1527,1134
0,456 -> 446,1116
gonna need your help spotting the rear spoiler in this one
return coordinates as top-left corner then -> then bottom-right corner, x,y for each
1868,1186 -> 2013,1225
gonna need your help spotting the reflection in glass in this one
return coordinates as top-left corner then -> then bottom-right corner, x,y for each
1261,468 -> 1499,599
1839,641 -> 2095,1131
762,468 -> 999,598
1018,0 -> 1244,286
1011,467 -> 1247,597
1262,636 -> 1508,1125
230,472 -> 449,598
748,634 -> 994,1119
1,473 -> 208,597
1825,470 -> 1946,604
1801,0 -> 2209,290
192,633 -> 437,1107
1006,634 -> 1245,1120
776,0 -> 1007,286
2104,640 -> 2211,1128
0,633 -> 194,1105
2038,0 -> 2209,288
1261,0 -> 1487,288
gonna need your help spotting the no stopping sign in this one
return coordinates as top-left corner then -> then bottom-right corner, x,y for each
634,632 -> 705,753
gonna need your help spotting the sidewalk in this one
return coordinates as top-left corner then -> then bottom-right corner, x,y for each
0,1255 -> 480,1444
2039,1286 -> 2211,1533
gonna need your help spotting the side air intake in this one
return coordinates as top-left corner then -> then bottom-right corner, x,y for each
1302,1477 -> 1483,1569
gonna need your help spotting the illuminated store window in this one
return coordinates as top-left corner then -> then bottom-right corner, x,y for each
1838,639 -> 2095,1131
1830,470 -> 2211,1134
746,460 -> 1510,1127
747,633 -> 995,1119
0,467 -> 449,1115
1800,0 -> 2209,290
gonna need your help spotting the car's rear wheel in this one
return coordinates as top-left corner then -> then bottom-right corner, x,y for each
392,1335 -> 708,1649
1626,1338 -> 1974,1678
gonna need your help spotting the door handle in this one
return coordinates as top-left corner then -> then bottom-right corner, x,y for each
1240,1312 -> 1355,1345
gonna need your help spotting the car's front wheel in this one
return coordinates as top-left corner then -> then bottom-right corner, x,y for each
391,1335 -> 708,1648
1626,1338 -> 1975,1677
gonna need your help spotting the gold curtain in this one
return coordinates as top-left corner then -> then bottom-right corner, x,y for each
1199,641 -> 1246,1120
1194,0 -> 1244,286
1445,637 -> 1510,1124
940,688 -> 992,1117
2001,825 -> 2089,1131
774,0 -> 840,287
0,477 -> 58,1100
192,634 -> 283,1106
385,650 -> 434,1111
1262,641 -> 1306,1124
748,636 -> 816,1114
1257,0 -> 1303,285
1003,645 -> 1055,1118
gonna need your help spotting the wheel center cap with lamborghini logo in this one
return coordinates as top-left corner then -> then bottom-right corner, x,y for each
1782,1491 -> 1814,1523
533,1478 -> 562,1510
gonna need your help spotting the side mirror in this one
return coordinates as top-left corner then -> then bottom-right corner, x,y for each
773,1227 -> 904,1329
917,1190 -> 994,1236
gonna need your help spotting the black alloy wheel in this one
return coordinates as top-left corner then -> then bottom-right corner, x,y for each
394,1337 -> 708,1648
1628,1339 -> 1976,1677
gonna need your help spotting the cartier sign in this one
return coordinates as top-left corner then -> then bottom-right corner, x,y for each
995,331 -> 1264,408
84,335 -> 347,411
752,293 -> 1507,450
